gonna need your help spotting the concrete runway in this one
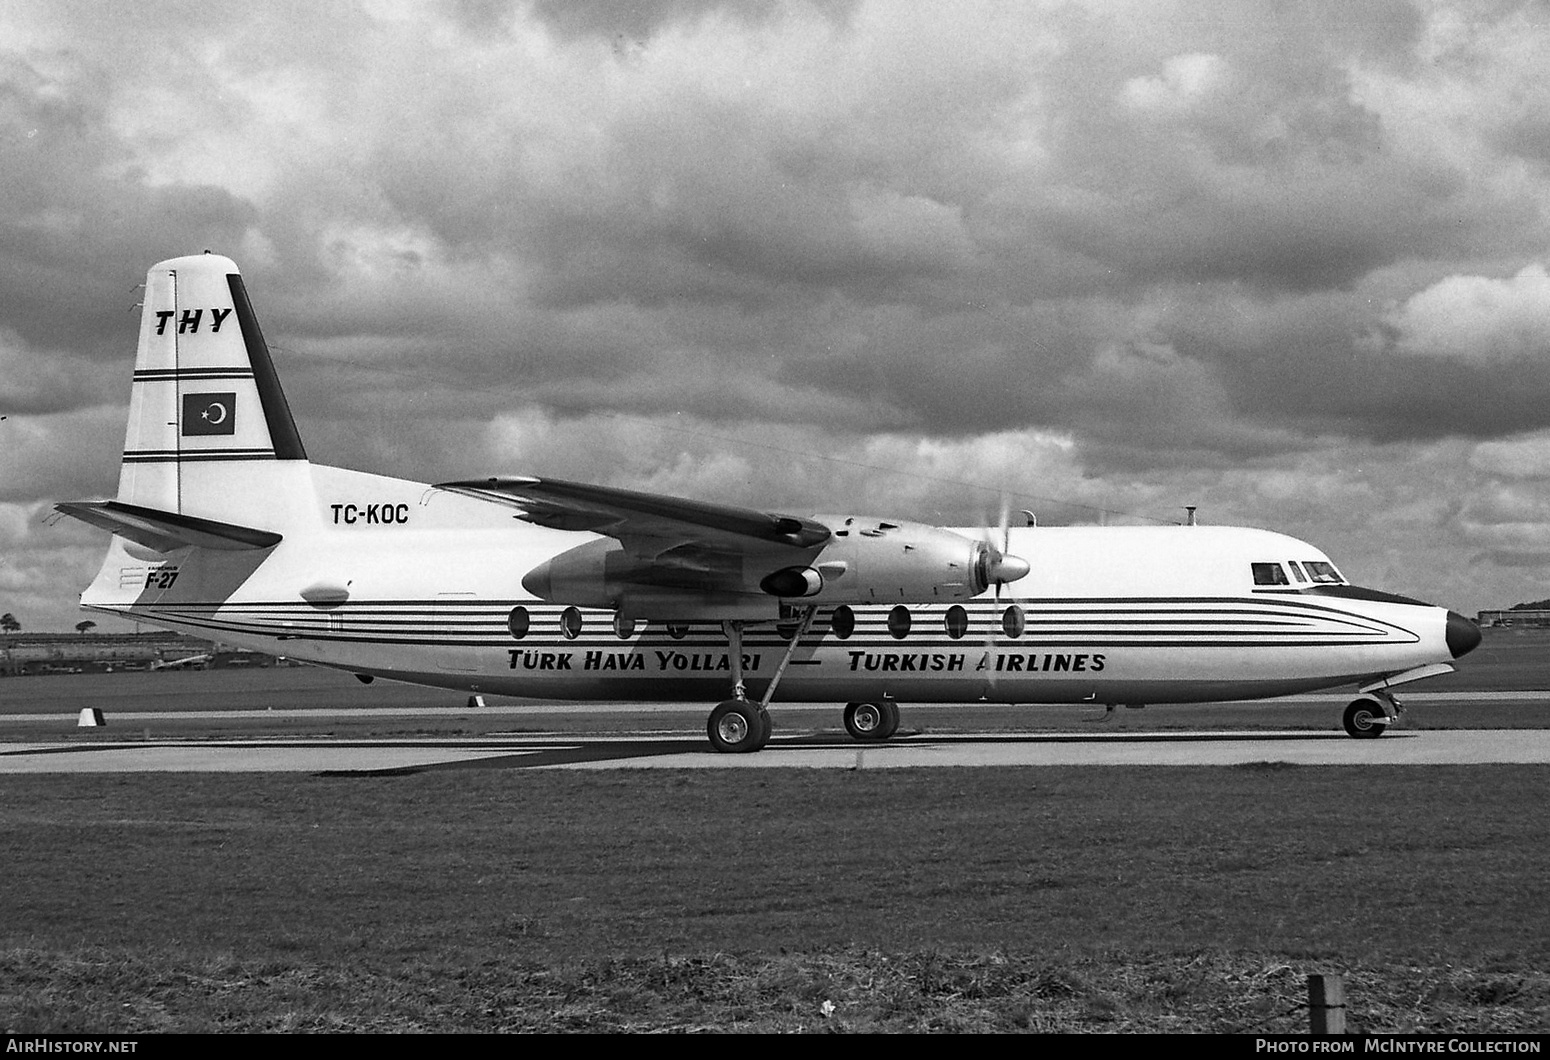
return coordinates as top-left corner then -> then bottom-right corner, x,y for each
4,727 -> 1550,773
2,688 -> 1543,725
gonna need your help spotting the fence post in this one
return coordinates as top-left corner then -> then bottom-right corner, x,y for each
1308,973 -> 1345,1034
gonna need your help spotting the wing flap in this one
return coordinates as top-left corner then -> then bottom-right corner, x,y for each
55,500 -> 282,553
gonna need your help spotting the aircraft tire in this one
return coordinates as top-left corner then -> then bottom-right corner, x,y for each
844,701 -> 895,742
708,699 -> 769,753
875,699 -> 900,740
1342,698 -> 1388,739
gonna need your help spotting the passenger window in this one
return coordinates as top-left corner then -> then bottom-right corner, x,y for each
944,605 -> 969,640
561,606 -> 583,639
830,605 -> 855,640
507,605 -> 529,639
1252,562 -> 1290,586
1002,605 -> 1025,638
888,605 -> 911,640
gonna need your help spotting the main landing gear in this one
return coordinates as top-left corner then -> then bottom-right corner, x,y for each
844,699 -> 900,742
707,698 -> 773,753
701,610 -> 908,752
1343,692 -> 1399,739
705,607 -> 817,754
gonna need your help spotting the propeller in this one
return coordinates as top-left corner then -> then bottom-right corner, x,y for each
976,493 -> 1030,601
975,496 -> 1026,698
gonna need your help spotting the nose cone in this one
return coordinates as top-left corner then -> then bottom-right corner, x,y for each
1446,611 -> 1482,659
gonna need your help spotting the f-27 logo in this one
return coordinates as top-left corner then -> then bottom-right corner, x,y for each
182,392 -> 236,436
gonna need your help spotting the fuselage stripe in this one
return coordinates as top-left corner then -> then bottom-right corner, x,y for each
126,601 -> 1422,649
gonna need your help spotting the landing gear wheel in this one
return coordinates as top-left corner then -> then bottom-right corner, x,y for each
708,699 -> 770,753
1343,698 -> 1389,739
845,700 -> 899,742
876,699 -> 899,740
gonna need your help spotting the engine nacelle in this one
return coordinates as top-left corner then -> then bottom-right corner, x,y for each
775,517 -> 992,604
521,538 -> 783,620
521,516 -> 1026,615
522,537 -> 745,609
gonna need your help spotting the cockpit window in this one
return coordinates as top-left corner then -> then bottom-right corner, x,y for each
1303,561 -> 1344,584
1287,561 -> 1308,583
1252,562 -> 1290,586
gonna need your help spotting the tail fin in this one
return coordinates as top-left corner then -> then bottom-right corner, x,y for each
117,252 -> 307,512
59,253 -> 319,552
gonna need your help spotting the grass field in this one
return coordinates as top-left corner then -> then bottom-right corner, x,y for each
1,627 -> 1547,1033
1,767 -> 1548,1032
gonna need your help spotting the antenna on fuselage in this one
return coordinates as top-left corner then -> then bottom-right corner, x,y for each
1185,505 -> 1198,526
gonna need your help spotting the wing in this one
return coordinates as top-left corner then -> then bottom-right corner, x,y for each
435,476 -> 831,558
437,477 -> 833,615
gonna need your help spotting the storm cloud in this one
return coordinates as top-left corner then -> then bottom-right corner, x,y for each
4,0 -> 1550,629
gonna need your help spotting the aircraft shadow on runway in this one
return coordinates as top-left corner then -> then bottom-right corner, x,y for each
0,728 -> 1364,775
324,728 -> 1357,775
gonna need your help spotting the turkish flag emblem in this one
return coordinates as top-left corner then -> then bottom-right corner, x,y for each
182,392 -> 237,436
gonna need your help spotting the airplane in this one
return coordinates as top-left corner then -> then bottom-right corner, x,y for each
149,653 -> 212,671
57,252 -> 1482,752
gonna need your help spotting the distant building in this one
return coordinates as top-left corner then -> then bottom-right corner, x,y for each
1477,609 -> 1550,627
0,632 -> 289,676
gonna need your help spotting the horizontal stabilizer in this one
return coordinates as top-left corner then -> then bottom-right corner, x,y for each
55,500 -> 282,553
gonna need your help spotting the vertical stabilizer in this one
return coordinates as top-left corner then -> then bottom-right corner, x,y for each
118,253 -> 307,514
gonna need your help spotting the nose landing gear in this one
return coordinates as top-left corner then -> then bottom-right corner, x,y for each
1343,692 -> 1400,739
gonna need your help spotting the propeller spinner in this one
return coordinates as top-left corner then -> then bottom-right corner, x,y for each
973,540 -> 1030,598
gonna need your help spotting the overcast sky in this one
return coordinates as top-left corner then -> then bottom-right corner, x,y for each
5,0 -> 1550,631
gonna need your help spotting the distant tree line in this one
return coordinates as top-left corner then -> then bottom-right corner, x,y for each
3,615 -> 94,635
1509,600 -> 1550,611
3,615 -> 99,634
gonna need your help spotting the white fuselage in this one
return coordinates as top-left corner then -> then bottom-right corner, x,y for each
78,463 -> 1460,708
